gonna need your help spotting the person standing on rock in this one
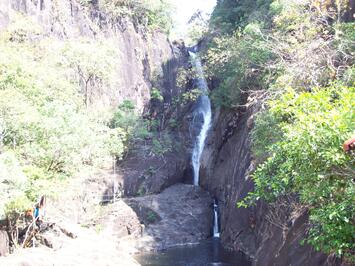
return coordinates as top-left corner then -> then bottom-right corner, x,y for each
33,195 -> 46,228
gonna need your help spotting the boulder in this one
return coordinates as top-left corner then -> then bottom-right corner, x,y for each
131,184 -> 213,251
0,230 -> 9,256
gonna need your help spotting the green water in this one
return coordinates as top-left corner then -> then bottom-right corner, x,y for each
135,239 -> 251,266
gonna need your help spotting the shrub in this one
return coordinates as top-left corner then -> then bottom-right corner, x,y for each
151,133 -> 173,157
204,26 -> 273,107
240,84 -> 355,259
99,0 -> 173,33
5,13 -> 42,42
151,88 -> 164,102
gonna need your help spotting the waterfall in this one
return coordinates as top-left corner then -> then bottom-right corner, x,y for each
189,50 -> 219,239
213,199 -> 220,238
189,51 -> 212,186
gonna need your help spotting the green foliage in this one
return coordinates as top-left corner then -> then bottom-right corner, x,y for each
0,152 -> 27,219
206,0 -> 354,107
110,100 -> 142,145
176,67 -> 190,88
109,100 -> 175,158
151,132 -> 172,157
146,210 -> 157,223
0,21 -> 129,217
187,22 -> 208,46
210,0 -> 272,33
205,25 -> 274,107
104,128 -> 128,159
95,224 -> 103,233
99,0 -> 174,33
60,38 -> 118,107
240,84 -> 355,259
181,89 -> 203,104
151,88 -> 164,102
119,100 -> 136,111
4,195 -> 32,218
186,11 -> 209,46
250,110 -> 283,164
110,103 -> 136,132
168,118 -> 178,129
134,120 -> 152,140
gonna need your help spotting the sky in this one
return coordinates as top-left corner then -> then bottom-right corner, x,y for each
169,0 -> 216,38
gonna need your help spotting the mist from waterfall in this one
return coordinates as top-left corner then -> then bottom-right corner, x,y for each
189,51 -> 212,186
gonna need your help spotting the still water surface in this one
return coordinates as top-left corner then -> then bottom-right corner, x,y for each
135,239 -> 251,266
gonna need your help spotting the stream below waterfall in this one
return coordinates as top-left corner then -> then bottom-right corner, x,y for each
135,239 -> 251,266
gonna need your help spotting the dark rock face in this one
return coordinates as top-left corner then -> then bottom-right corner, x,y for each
254,206 -> 344,266
120,147 -> 188,197
200,95 -> 345,266
200,104 -> 256,255
0,230 -> 9,256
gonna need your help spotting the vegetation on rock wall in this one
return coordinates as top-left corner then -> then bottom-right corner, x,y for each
205,0 -> 354,261
244,84 -> 354,258
0,0 -> 177,221
0,13 -> 130,220
81,0 -> 174,33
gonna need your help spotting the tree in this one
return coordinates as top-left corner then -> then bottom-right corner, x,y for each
61,39 -> 117,108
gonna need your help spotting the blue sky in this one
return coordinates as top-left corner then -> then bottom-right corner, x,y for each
169,0 -> 216,37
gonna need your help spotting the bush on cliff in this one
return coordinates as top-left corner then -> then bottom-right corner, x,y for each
206,0 -> 354,261
241,84 -> 354,258
205,0 -> 354,107
99,0 -> 174,33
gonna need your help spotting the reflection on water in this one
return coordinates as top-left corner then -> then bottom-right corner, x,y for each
135,239 -> 251,266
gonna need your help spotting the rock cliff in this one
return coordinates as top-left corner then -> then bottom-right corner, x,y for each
200,93 -> 347,266
1,0 -> 175,111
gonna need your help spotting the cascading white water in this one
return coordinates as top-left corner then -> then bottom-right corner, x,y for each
213,200 -> 220,238
189,51 -> 220,239
189,51 -> 212,186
